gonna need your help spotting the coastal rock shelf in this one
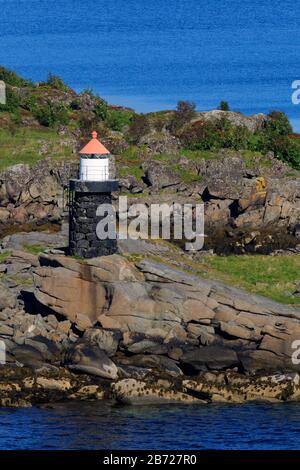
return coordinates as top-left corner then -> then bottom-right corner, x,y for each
0,148 -> 299,255
1,251 -> 300,406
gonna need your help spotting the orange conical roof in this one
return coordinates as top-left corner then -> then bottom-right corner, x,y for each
79,131 -> 110,155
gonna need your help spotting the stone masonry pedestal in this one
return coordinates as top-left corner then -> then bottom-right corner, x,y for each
68,179 -> 118,258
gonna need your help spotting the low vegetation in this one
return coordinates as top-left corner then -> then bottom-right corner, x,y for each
203,254 -> 300,306
146,249 -> 300,306
178,112 -> 300,169
0,127 -> 74,170
0,251 -> 11,263
0,65 -> 299,172
22,243 -> 47,255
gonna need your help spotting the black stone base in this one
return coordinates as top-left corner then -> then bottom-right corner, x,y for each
69,191 -> 117,259
69,179 -> 119,193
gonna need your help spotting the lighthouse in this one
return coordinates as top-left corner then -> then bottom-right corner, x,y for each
68,131 -> 118,259
79,130 -> 111,181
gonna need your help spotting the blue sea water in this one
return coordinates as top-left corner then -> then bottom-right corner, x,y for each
1,402 -> 300,450
1,0 -> 300,129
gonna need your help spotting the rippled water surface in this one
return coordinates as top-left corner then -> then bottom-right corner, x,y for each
1,402 -> 300,449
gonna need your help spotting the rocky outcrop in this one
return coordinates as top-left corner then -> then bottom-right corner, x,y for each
0,132 -> 298,254
31,253 -> 300,375
102,130 -> 129,155
64,340 -> 118,379
142,160 -> 182,190
0,158 -> 71,228
2,363 -> 300,407
183,371 -> 300,403
0,251 -> 300,406
0,365 -> 106,407
119,152 -> 300,253
110,378 -> 203,405
198,110 -> 270,133
0,230 -> 67,252
33,254 -> 143,328
139,131 -> 181,155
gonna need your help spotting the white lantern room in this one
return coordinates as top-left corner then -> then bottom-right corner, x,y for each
79,131 -> 111,182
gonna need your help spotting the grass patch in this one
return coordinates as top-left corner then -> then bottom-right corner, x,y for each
152,149 -> 270,171
152,150 -> 219,162
152,153 -> 175,162
123,242 -> 300,306
70,255 -> 87,262
118,145 -> 147,179
120,145 -> 147,162
9,274 -> 33,286
122,253 -> 144,264
203,254 -> 300,305
242,152 -> 271,169
172,163 -> 202,183
0,127 -> 74,170
22,243 -> 46,254
119,165 -> 144,179
180,149 -> 219,161
0,251 -> 12,263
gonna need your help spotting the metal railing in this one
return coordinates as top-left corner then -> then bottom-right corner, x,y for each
80,167 -> 110,181
62,162 -> 115,182
61,162 -> 80,186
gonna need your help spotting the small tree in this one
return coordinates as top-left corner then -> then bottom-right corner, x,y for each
94,97 -> 108,121
219,100 -> 230,111
170,100 -> 196,133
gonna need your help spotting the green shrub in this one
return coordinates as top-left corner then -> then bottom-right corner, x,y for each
34,100 -> 69,127
0,87 -> 21,112
217,120 -> 251,150
248,112 -> 299,169
20,94 -> 37,112
46,73 -> 69,91
11,111 -> 22,125
94,97 -> 108,121
285,139 -> 300,168
246,132 -> 267,152
181,120 -> 221,150
179,120 -> 215,150
106,109 -> 132,131
81,88 -> 94,97
266,111 -> 292,136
